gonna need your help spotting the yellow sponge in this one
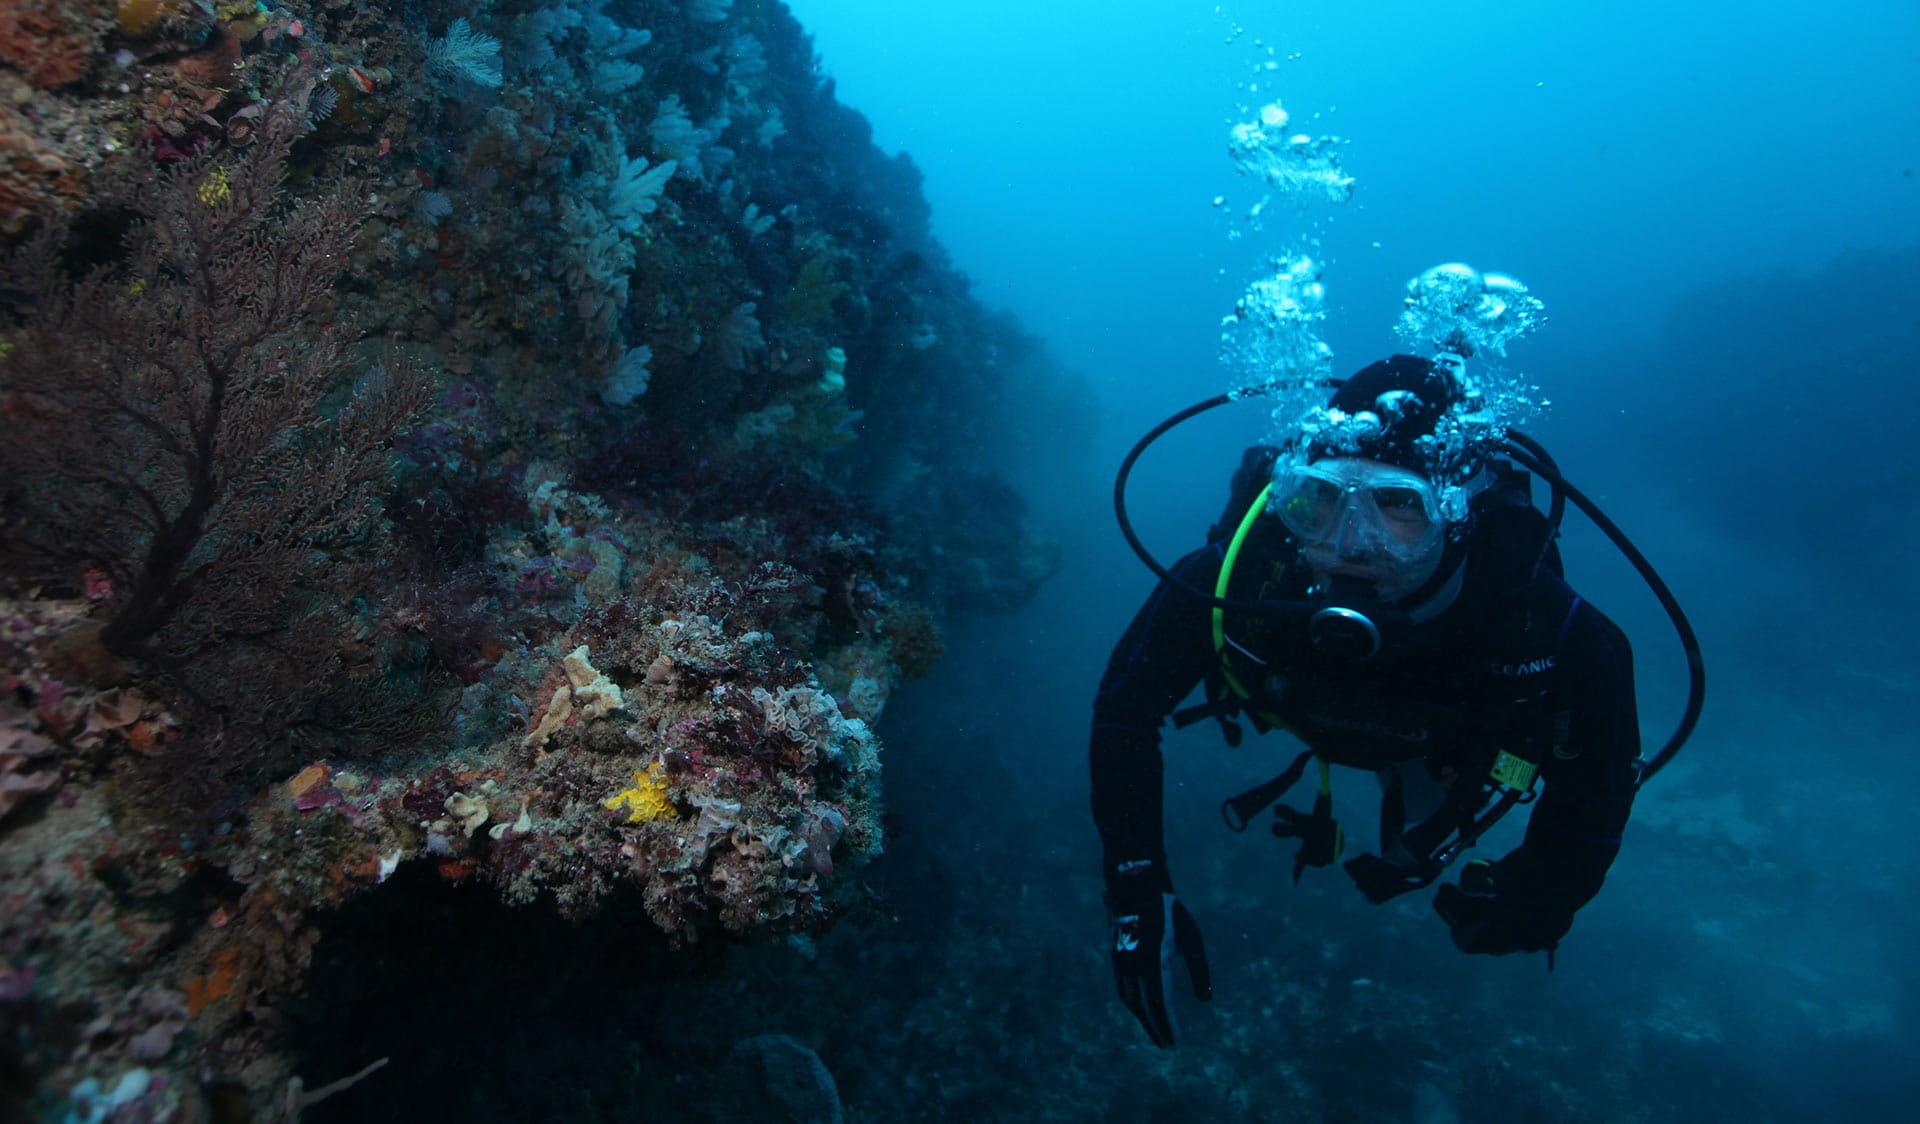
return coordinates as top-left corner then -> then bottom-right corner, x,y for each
604,763 -> 673,824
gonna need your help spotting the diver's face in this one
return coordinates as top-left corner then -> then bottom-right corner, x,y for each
1304,536 -> 1444,603
1282,456 -> 1447,602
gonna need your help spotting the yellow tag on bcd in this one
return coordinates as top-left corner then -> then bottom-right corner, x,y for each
1491,750 -> 1539,792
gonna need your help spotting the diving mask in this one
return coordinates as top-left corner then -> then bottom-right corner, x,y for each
1272,456 -> 1446,565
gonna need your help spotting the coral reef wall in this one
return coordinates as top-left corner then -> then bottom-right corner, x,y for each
0,2 -> 1077,1119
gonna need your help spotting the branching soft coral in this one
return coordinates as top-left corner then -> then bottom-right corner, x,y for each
1,100 -> 432,664
0,87 -> 439,781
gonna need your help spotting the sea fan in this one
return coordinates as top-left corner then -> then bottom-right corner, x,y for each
427,18 -> 504,89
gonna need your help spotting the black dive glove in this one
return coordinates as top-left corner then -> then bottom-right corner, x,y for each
1432,859 -> 1573,956
1104,859 -> 1211,1048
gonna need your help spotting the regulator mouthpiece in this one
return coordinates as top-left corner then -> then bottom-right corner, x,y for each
1309,604 -> 1383,661
1308,577 -> 1395,660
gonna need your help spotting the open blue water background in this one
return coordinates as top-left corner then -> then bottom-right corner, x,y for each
774,1 -> 1920,1118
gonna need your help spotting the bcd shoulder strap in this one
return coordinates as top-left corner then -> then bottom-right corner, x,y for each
1175,448 -> 1291,746
1208,444 -> 1282,543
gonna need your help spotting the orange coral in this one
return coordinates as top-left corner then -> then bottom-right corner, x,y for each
0,0 -> 106,89
174,24 -> 241,91
183,947 -> 241,1017
123,718 -> 169,754
285,763 -> 331,798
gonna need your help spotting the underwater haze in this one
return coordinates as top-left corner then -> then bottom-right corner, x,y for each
779,0 -> 1920,1121
5,0 -> 1917,1120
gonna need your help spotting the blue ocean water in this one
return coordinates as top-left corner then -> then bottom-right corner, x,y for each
770,0 -> 1920,1119
11,1 -> 1909,1119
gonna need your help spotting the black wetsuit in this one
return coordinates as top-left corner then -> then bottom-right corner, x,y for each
1090,507 -> 1641,939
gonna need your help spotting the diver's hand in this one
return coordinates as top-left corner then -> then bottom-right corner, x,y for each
1105,860 -> 1212,1047
1433,859 -> 1572,955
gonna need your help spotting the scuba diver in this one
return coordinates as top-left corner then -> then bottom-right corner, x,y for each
1092,352 -> 1675,1049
